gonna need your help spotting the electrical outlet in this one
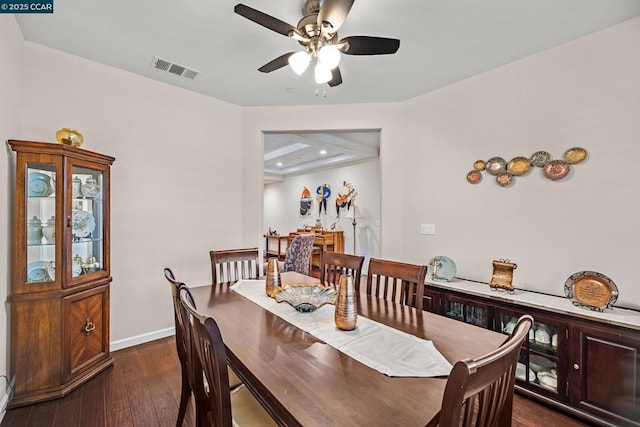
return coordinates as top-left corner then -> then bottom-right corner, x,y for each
420,224 -> 436,235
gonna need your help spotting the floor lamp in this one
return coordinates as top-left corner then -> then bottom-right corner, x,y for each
345,205 -> 362,255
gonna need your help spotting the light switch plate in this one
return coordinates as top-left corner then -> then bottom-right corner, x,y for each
420,224 -> 436,235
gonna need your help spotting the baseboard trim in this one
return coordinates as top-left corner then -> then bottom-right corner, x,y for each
110,327 -> 175,351
0,377 -> 15,424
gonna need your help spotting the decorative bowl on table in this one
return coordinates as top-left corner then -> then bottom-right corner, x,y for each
273,283 -> 337,313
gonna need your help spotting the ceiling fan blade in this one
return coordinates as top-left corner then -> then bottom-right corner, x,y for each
328,67 -> 343,87
258,52 -> 295,73
318,0 -> 354,33
340,36 -> 400,55
234,4 -> 297,37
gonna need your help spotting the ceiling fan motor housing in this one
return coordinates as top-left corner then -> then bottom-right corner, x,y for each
302,0 -> 322,15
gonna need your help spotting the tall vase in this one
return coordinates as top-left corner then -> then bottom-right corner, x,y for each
335,274 -> 357,331
265,257 -> 281,297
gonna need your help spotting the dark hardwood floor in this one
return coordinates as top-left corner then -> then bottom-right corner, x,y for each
1,336 -> 589,426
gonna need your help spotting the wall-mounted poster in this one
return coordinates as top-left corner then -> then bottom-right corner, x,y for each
300,187 -> 312,216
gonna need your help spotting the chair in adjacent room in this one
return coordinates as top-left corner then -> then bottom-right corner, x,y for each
281,233 -> 316,275
365,258 -> 428,309
426,315 -> 534,427
319,251 -> 365,288
210,247 -> 260,284
179,286 -> 277,427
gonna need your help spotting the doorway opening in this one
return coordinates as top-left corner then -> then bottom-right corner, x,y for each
262,129 -> 381,273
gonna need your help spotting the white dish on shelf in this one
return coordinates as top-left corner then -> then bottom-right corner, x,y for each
72,210 -> 96,238
27,261 -> 51,283
516,362 -> 535,381
537,370 -> 558,390
529,355 -> 555,373
27,172 -> 54,197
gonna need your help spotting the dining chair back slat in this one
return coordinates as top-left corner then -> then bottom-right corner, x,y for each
210,248 -> 260,284
429,315 -> 534,427
320,251 -> 365,288
365,258 -> 427,309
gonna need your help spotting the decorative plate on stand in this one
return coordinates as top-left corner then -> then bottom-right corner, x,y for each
564,271 -> 618,311
72,210 -> 96,238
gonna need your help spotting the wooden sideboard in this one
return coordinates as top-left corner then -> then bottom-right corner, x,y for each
422,277 -> 640,427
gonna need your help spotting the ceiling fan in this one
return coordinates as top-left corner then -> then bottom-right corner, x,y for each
234,0 -> 400,87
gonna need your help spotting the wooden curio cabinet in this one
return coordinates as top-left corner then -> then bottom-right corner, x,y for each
7,140 -> 115,408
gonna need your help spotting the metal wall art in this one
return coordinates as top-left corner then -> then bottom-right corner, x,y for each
300,187 -> 313,216
316,183 -> 331,215
335,181 -> 357,218
466,147 -> 588,187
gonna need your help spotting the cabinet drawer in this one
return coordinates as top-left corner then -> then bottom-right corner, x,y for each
64,285 -> 110,380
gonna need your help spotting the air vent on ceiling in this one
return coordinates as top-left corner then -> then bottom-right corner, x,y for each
150,56 -> 200,80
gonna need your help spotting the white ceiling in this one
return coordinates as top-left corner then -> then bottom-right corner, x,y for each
264,130 -> 380,184
15,0 -> 640,108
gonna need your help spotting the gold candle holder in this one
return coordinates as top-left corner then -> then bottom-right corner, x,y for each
265,258 -> 281,297
335,274 -> 357,331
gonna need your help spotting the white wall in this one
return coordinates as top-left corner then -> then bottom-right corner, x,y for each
1,16 -> 639,388
263,157 -> 381,264
0,15 -> 24,408
244,18 -> 640,310
19,43 -> 245,343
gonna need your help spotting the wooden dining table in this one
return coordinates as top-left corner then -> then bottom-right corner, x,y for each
188,272 -> 506,426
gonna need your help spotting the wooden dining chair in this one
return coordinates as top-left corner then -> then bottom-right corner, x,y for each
210,248 -> 260,284
179,286 -> 277,427
281,233 -> 316,275
319,251 -> 365,288
426,315 -> 534,427
365,258 -> 428,309
164,267 -> 202,427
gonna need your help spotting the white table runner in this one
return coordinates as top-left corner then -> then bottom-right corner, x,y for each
231,279 -> 453,377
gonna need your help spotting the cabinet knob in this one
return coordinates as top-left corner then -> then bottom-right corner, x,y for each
67,216 -> 72,227
84,318 -> 96,336
573,363 -> 580,370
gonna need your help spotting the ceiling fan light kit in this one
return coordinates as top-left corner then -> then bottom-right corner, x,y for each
234,0 -> 400,87
289,51 -> 312,75
314,62 -> 333,84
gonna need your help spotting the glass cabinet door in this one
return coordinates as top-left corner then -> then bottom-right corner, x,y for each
497,310 -> 565,399
68,163 -> 106,282
443,294 -> 491,328
25,162 -> 58,284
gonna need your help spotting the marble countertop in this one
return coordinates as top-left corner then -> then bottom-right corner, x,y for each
425,276 -> 640,331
